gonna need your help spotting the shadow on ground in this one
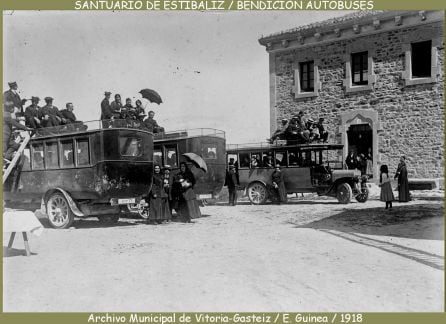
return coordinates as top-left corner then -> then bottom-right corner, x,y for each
293,203 -> 444,241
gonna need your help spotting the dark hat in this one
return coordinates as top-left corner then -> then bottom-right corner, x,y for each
44,96 -> 53,102
8,81 -> 17,87
104,91 -> 111,95
31,96 -> 40,101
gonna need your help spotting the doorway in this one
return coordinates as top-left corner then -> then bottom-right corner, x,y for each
347,124 -> 372,156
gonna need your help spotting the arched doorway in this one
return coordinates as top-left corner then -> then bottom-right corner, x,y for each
340,109 -> 380,182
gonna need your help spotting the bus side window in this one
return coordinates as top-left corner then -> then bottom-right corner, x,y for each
250,153 -> 261,168
76,138 -> 90,166
303,151 -> 312,167
239,153 -> 250,168
61,140 -> 74,168
288,150 -> 299,167
275,151 -> 287,167
203,144 -> 217,159
227,153 -> 238,168
31,143 -> 45,169
154,148 -> 163,166
165,145 -> 178,167
22,147 -> 31,171
45,142 -> 59,169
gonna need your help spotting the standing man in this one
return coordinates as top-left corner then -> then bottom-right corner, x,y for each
3,101 -> 30,160
100,91 -> 113,121
143,111 -> 164,133
4,81 -> 26,115
110,94 -> 122,119
24,96 -> 42,129
394,156 -> 410,202
224,165 -> 240,206
317,117 -> 329,142
345,151 -> 357,170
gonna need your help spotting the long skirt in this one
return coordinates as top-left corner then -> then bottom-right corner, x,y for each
380,182 -> 395,202
149,197 -> 172,221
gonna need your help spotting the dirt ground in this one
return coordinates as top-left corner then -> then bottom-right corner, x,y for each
3,197 -> 444,312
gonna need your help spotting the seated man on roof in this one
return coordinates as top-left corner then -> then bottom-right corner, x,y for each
40,97 -> 65,127
268,118 -> 289,143
143,110 -> 164,133
24,96 -> 42,129
60,102 -> 86,131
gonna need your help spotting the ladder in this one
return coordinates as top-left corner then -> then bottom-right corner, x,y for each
3,132 -> 31,184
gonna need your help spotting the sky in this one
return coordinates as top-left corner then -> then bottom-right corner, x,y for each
4,10 -> 351,144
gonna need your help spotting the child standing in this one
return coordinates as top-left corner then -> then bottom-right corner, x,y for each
380,165 -> 395,209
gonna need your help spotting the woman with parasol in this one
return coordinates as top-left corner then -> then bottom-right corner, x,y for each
175,162 -> 202,222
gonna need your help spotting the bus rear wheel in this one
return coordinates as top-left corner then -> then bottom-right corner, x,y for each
336,183 -> 352,204
248,182 -> 267,205
46,193 -> 74,229
355,187 -> 369,203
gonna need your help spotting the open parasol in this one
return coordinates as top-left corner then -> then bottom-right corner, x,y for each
182,153 -> 207,173
139,88 -> 163,105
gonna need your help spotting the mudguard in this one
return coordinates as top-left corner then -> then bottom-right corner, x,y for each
40,188 -> 85,217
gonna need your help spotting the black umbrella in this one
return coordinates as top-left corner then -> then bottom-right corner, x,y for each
139,89 -> 163,105
182,153 -> 208,173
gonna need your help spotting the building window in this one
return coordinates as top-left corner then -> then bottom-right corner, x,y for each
351,52 -> 368,85
411,40 -> 432,78
402,37 -> 440,86
292,59 -> 321,99
299,61 -> 314,92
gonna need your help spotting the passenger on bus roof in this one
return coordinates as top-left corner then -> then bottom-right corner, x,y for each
268,118 -> 289,143
143,110 -> 164,134
101,91 -> 113,119
135,100 -> 145,121
110,94 -> 122,119
3,102 -> 30,161
24,96 -> 42,129
40,97 -> 65,127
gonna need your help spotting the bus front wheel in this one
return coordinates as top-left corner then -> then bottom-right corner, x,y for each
336,183 -> 352,204
46,193 -> 75,229
248,182 -> 267,205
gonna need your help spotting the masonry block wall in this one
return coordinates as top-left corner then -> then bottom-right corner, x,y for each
272,21 -> 444,179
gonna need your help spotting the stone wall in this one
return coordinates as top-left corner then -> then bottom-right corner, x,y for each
272,22 -> 444,179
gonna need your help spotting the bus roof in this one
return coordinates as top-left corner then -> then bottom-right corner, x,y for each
226,141 -> 344,152
153,128 -> 225,141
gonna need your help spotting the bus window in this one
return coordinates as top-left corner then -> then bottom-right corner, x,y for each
239,152 -> 250,168
61,140 -> 74,168
227,153 -> 238,168
288,150 -> 300,167
154,148 -> 163,166
165,145 -> 178,167
120,137 -> 142,157
302,151 -> 312,167
202,144 -> 217,159
312,150 -> 322,165
45,142 -> 59,169
76,138 -> 90,166
22,147 -> 31,171
275,151 -> 287,167
32,143 -> 45,169
262,152 -> 274,168
250,153 -> 261,168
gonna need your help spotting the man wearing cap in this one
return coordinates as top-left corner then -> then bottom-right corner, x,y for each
4,81 -> 26,115
40,97 -> 64,127
143,111 -> 164,133
317,117 -> 329,142
101,91 -> 113,120
24,96 -> 42,129
269,118 -> 289,143
224,164 -> 240,206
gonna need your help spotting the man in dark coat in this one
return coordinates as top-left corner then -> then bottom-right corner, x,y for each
224,165 -> 240,206
143,111 -> 164,133
60,102 -> 77,123
24,96 -> 42,129
40,97 -> 64,127
345,151 -> 357,170
100,91 -> 113,121
4,81 -> 26,115
317,117 -> 329,142
271,165 -> 287,204
394,156 -> 411,202
3,102 -> 30,160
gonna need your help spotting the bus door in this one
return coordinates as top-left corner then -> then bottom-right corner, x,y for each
285,149 -> 313,191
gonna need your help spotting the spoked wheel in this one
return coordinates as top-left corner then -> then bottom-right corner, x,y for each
128,203 -> 149,219
46,193 -> 74,229
248,182 -> 267,205
337,183 -> 352,204
355,186 -> 369,203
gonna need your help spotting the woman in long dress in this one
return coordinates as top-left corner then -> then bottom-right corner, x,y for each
271,165 -> 287,204
148,164 -> 171,224
177,162 -> 201,222
380,165 -> 394,209
366,147 -> 373,178
394,156 -> 410,202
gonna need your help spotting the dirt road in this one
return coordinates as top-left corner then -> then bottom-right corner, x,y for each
3,198 -> 444,312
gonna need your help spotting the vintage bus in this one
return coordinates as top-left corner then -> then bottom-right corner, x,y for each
226,142 -> 368,204
3,120 -> 154,228
153,128 -> 226,203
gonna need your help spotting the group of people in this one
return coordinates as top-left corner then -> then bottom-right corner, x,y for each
100,92 -> 164,133
345,148 -> 373,177
379,156 -> 411,209
269,111 -> 329,144
147,162 -> 201,224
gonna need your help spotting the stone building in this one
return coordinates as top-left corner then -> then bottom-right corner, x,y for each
258,10 -> 444,182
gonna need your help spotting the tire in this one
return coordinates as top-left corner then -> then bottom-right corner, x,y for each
127,203 -> 149,219
336,183 -> 352,204
248,182 -> 268,205
46,192 -> 75,229
98,215 -> 120,224
355,186 -> 369,203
